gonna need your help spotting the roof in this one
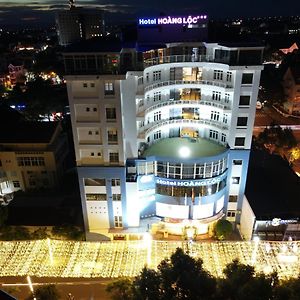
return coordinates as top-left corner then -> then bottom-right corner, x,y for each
143,137 -> 226,160
0,122 -> 59,144
246,149 -> 300,220
64,37 -> 122,53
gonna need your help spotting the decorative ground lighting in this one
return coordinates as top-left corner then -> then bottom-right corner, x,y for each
251,236 -> 260,265
179,146 -> 191,158
143,232 -> 152,267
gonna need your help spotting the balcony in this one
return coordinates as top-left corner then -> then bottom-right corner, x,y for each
145,80 -> 230,93
144,55 -> 214,67
139,117 -> 228,136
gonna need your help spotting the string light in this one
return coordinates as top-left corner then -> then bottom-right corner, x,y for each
0,240 -> 299,279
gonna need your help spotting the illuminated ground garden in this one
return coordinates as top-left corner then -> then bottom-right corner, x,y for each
0,240 -> 299,279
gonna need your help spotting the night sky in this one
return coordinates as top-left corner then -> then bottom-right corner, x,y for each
0,0 -> 300,27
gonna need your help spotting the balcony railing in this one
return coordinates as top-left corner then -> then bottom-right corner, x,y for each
139,118 -> 228,136
137,99 -> 231,116
144,55 -> 215,67
145,80 -> 230,93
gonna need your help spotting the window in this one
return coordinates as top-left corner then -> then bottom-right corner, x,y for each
212,91 -> 221,101
226,72 -> 232,82
112,194 -> 121,201
84,178 -> 106,186
114,216 -> 122,227
112,178 -> 120,186
227,211 -> 236,217
229,195 -> 238,202
237,117 -> 248,127
95,131 -> 99,135
235,137 -> 245,147
232,177 -> 240,184
17,157 -> 45,167
83,83 -> 88,88
211,111 -> 220,121
97,152 -> 101,157
104,82 -> 114,95
106,107 -> 116,121
225,93 -> 230,103
154,91 -> 161,102
153,71 -> 161,81
146,73 -> 149,82
154,111 -> 161,121
154,130 -> 161,140
107,129 -> 118,144
213,70 -> 223,80
86,193 -> 106,201
221,133 -> 226,143
90,83 -> 95,88
223,114 -> 228,124
109,152 -> 119,163
209,130 -> 219,140
239,96 -> 250,106
233,159 -> 243,165
242,73 -> 253,84
0,160 -> 2,166
13,181 -> 20,188
86,107 -> 90,112
88,131 -> 92,135
91,152 -> 94,156
93,107 -> 97,112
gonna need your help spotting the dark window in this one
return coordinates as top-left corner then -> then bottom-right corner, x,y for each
239,96 -> 250,106
242,73 -> 253,84
86,107 -> 90,112
233,160 -> 243,165
237,117 -> 248,127
229,195 -> 238,202
235,137 -> 245,146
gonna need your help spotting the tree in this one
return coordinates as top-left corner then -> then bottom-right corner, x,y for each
256,124 -> 297,157
215,219 -> 233,240
106,278 -> 134,300
26,284 -> 60,300
133,267 -> 162,300
146,248 -> 216,300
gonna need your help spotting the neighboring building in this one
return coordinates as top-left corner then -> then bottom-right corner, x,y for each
282,63 -> 300,115
65,25 -> 263,240
8,64 -> 26,87
56,6 -> 104,46
0,122 -> 68,191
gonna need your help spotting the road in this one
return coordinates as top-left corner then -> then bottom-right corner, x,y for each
1,277 -> 114,300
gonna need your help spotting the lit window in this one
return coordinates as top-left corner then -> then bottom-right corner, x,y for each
232,177 -> 240,184
104,82 -> 114,95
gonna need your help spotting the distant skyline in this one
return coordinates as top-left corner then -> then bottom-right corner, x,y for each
0,0 -> 300,27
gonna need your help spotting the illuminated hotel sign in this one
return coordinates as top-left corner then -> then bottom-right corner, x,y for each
138,15 -> 207,26
156,176 -> 224,187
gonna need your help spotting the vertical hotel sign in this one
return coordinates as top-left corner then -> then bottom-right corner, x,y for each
138,15 -> 207,26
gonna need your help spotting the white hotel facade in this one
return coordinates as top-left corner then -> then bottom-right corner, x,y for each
65,40 -> 263,240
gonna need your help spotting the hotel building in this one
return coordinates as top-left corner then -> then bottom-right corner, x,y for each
65,32 -> 263,240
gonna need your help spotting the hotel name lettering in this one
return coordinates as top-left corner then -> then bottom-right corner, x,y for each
138,15 -> 207,26
156,177 -> 222,187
